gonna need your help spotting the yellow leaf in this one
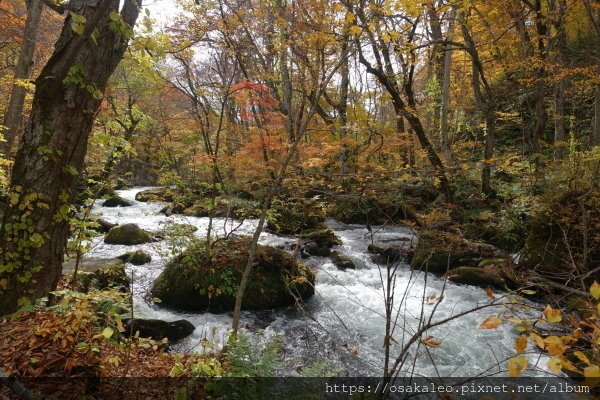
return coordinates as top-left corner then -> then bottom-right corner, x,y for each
543,305 -> 562,324
531,333 -> 545,349
508,356 -> 528,377
349,25 -> 362,36
479,316 -> 502,330
547,357 -> 562,374
102,327 -> 114,339
583,365 -> 600,378
591,281 -> 600,300
544,336 -> 567,356
574,351 -> 591,365
514,334 -> 528,353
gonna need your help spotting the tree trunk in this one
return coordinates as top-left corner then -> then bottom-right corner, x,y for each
482,109 -> 495,194
1,0 -> 44,158
554,79 -> 567,159
0,0 -> 141,315
594,83 -> 600,147
440,8 -> 456,153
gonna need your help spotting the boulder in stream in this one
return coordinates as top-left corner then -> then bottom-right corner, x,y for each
150,237 -> 315,312
63,258 -> 129,292
123,319 -> 195,342
330,251 -> 356,270
135,187 -> 176,203
445,266 -> 506,289
104,223 -> 153,245
117,249 -> 152,265
411,230 -> 507,274
103,195 -> 134,207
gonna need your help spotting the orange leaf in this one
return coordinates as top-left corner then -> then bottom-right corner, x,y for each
479,316 -> 502,330
485,287 -> 495,300
583,365 -> 600,378
543,305 -> 562,324
508,356 -> 528,377
514,334 -> 528,353
420,336 -> 442,348
547,357 -> 562,374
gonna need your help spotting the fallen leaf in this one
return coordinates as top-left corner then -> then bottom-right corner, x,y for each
479,316 -> 502,330
508,356 -> 528,377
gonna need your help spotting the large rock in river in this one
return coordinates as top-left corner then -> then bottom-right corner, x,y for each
103,195 -> 134,207
135,187 -> 176,203
411,230 -> 506,274
63,257 -> 129,292
104,223 -> 153,245
151,237 -> 315,312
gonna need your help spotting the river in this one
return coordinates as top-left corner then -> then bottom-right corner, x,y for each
85,187 -> 552,378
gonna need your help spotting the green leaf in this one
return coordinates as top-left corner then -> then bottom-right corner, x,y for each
109,11 -> 121,21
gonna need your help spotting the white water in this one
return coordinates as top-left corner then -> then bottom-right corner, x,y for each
84,187 -> 552,377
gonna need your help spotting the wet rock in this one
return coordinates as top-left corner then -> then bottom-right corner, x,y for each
104,223 -> 153,245
151,237 -> 315,312
410,231 -> 507,274
123,319 -> 195,342
159,202 -> 185,216
102,195 -> 134,207
445,266 -> 506,289
368,242 -> 414,263
63,258 -> 129,292
330,251 -> 356,270
266,198 -> 325,234
93,218 -> 117,233
299,228 -> 341,248
117,249 -> 152,265
303,242 -> 331,257
135,188 -> 176,203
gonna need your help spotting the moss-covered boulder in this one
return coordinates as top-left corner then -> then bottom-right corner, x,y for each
182,197 -> 261,219
150,237 -> 315,312
103,195 -> 134,207
445,266 -> 506,289
519,183 -> 600,283
266,198 -> 325,234
63,258 -> 129,292
368,241 -> 414,263
105,223 -> 153,245
411,231 -> 507,274
330,251 -> 356,270
117,249 -> 152,265
332,192 -> 418,225
135,188 -> 176,203
160,202 -> 185,216
299,228 -> 341,248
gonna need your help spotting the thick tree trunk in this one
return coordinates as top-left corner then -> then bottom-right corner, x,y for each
482,109 -> 495,194
0,0 -> 141,315
440,8 -> 456,153
1,0 -> 44,158
593,84 -> 600,147
554,79 -> 567,159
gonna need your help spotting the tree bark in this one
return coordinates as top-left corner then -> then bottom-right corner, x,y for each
440,8 -> 456,153
1,0 -> 44,158
0,0 -> 141,315
594,83 -> 600,147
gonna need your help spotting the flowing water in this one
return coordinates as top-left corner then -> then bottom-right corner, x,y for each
85,187 -> 551,377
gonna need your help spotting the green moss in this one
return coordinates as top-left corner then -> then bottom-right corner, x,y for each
151,237 -> 315,312
266,198 -> 325,234
117,249 -> 152,265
